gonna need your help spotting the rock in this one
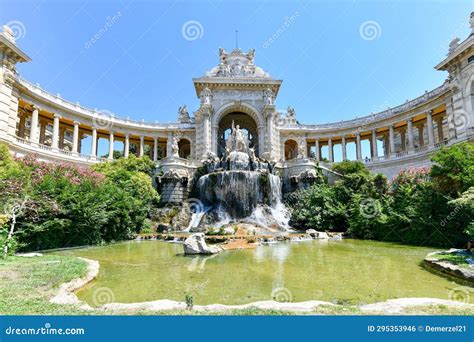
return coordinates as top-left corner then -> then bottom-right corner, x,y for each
330,233 -> 343,240
16,252 -> 43,257
171,207 -> 192,231
223,227 -> 235,235
315,231 -> 329,239
183,233 -> 222,255
305,229 -> 329,239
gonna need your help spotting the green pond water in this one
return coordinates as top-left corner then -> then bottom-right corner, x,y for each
60,239 -> 473,306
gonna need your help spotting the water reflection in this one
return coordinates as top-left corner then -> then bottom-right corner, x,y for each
254,242 -> 291,263
186,254 -> 218,273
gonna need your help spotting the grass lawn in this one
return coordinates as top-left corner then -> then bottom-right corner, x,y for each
0,254 -> 473,316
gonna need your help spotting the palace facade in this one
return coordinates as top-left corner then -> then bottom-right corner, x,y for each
1,14 -> 473,203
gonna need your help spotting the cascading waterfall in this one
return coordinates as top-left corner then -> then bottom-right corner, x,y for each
187,123 -> 290,231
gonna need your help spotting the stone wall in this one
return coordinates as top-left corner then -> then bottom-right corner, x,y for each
367,152 -> 435,180
157,177 -> 189,204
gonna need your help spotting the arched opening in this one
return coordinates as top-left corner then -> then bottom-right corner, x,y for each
217,112 -> 258,157
284,139 -> 298,160
178,138 -> 191,159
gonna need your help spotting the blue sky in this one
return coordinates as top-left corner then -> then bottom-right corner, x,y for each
1,0 -> 473,126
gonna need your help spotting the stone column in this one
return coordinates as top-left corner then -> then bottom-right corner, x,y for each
266,115 -> 273,157
153,137 -> 158,161
407,118 -> 414,151
202,116 -> 209,156
371,129 -> 378,158
328,138 -> 333,162
426,111 -> 434,146
78,133 -> 83,153
211,125 -> 218,155
383,134 -> 389,156
59,127 -> 65,150
400,129 -> 406,151
436,117 -> 444,142
124,134 -> 130,158
91,127 -> 97,157
29,106 -> 39,144
445,99 -> 455,140
389,125 -> 395,155
341,136 -> 347,160
39,120 -> 46,145
315,139 -> 320,161
52,114 -> 60,150
166,132 -> 173,157
108,131 -> 114,160
18,113 -> 26,138
139,136 -> 144,157
417,124 -> 424,147
72,121 -> 80,154
356,133 -> 362,160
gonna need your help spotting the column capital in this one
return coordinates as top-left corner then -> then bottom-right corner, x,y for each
53,113 -> 62,119
73,120 -> 80,126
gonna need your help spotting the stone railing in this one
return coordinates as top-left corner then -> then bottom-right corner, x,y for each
280,82 -> 450,131
157,156 -> 201,168
16,76 -> 195,131
14,137 -> 105,163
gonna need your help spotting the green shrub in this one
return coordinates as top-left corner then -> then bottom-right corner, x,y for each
0,144 -> 160,252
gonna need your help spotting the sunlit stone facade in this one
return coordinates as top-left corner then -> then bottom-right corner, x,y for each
1,14 -> 474,203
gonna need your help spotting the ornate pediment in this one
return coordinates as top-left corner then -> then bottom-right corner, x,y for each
204,48 -> 270,78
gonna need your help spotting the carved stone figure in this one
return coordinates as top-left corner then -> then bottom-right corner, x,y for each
178,105 -> 191,123
219,47 -> 227,64
246,49 -> 255,64
449,37 -> 460,54
297,138 -> 306,158
234,125 -> 247,152
226,121 -> 249,153
248,147 -> 256,160
263,88 -> 274,105
470,12 -> 474,33
171,136 -> 180,157
200,87 -> 212,105
287,106 -> 296,118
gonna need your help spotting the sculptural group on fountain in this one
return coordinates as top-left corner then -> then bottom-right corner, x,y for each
224,121 -> 256,160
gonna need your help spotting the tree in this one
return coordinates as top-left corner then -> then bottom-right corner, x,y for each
430,142 -> 474,197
